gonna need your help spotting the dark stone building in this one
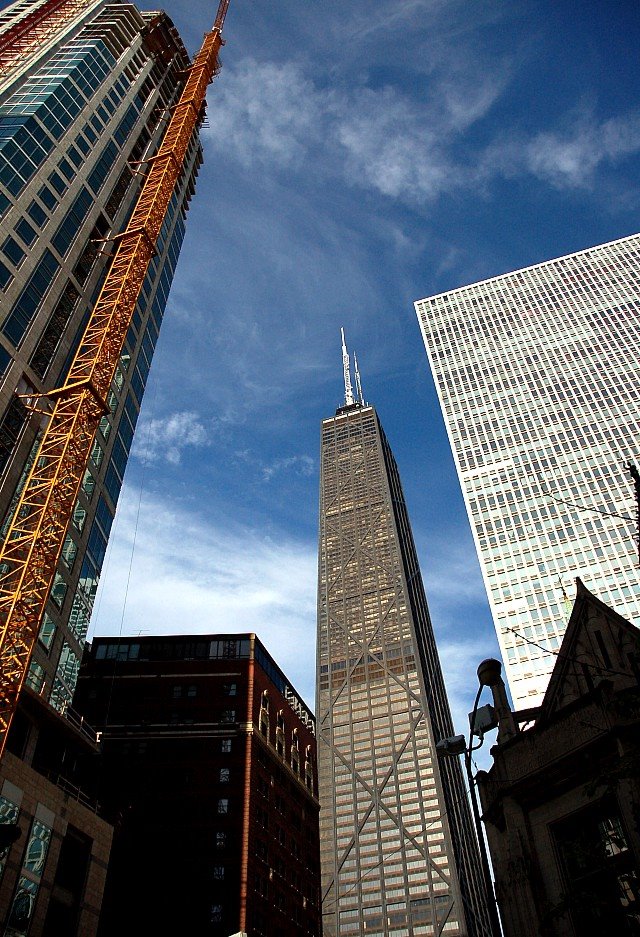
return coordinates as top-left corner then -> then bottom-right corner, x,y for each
478,580 -> 640,936
74,633 -> 321,937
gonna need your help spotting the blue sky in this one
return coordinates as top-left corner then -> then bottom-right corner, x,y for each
90,0 -> 640,738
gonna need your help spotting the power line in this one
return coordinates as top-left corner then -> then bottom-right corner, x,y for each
506,625 -> 634,680
534,473 -> 632,523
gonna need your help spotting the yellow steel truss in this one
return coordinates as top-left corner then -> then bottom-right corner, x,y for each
0,6 -> 229,756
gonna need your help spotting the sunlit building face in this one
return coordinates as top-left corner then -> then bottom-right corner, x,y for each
416,234 -> 640,708
316,401 -> 491,937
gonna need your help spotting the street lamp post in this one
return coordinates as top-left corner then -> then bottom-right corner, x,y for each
436,662 -> 507,937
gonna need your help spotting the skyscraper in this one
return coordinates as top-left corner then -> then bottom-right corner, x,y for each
415,234 -> 640,708
0,3 -> 202,932
316,336 -> 491,937
0,0 -> 201,716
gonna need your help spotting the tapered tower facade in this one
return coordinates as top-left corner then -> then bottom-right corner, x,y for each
316,337 -> 491,937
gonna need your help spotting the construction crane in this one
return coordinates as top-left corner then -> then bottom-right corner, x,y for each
0,0 -> 95,79
0,0 -> 232,758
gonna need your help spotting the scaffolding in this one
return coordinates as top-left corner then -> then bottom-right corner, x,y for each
0,0 -> 96,79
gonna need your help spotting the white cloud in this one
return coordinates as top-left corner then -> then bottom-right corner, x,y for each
90,486 -> 318,704
206,57 -> 640,204
133,410 -> 210,465
260,454 -> 315,482
486,111 -> 640,190
205,59 -> 322,168
333,86 -> 455,201
232,449 -> 315,483
204,58 -> 498,204
437,636 -> 498,771
420,535 -> 489,608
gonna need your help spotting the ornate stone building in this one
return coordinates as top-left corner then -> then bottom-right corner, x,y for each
478,580 -> 640,936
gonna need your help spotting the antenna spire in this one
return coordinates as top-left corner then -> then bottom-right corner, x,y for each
341,328 -> 354,406
354,352 -> 365,405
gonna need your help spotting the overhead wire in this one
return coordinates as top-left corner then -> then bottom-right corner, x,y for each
506,625 -> 636,681
534,473 -> 632,522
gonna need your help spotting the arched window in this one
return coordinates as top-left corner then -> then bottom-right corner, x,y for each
304,745 -> 314,790
276,709 -> 285,757
259,691 -> 269,737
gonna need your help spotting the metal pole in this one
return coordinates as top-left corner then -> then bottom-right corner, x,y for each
467,687 -> 502,937
626,462 -> 640,566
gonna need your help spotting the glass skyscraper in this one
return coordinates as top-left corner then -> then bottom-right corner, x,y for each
0,0 -> 201,715
0,3 -> 202,933
316,369 -> 491,936
415,234 -> 640,708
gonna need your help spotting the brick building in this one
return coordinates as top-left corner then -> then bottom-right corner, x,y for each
74,633 -> 321,936
477,580 -> 640,936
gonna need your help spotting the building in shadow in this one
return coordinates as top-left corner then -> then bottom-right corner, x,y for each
478,579 -> 640,936
74,633 -> 321,937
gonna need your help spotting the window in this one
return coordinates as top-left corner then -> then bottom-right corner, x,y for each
2,235 -> 25,268
0,794 -> 19,875
224,682 -> 237,696
38,613 -> 56,652
217,799 -> 228,815
30,280 -> 80,378
221,710 -> 235,724
213,865 -> 224,880
25,660 -> 44,693
0,261 -> 11,290
216,832 -> 226,849
553,799 -> 640,934
221,739 -> 232,753
50,572 -> 67,608
48,170 -> 66,195
38,185 -> 56,211
51,185 -> 92,256
14,218 -> 36,246
219,768 -> 229,784
3,249 -> 59,346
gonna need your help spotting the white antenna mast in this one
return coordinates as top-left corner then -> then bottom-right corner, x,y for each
341,327 -> 354,406
354,352 -> 365,405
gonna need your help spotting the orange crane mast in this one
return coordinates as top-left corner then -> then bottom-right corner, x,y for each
0,0 -> 231,758
0,0 -> 96,79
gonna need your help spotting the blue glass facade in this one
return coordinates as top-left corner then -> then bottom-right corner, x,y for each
0,2 -> 202,714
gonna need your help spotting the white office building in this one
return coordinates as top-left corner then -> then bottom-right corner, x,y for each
415,234 -> 640,708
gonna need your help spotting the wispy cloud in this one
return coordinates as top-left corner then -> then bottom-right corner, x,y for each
133,410 -> 210,465
90,486 -> 318,704
438,635 -> 498,769
485,110 -> 640,189
261,454 -> 314,482
204,58 -> 503,204
206,57 -> 640,204
205,60 -> 322,168
234,449 -> 315,483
